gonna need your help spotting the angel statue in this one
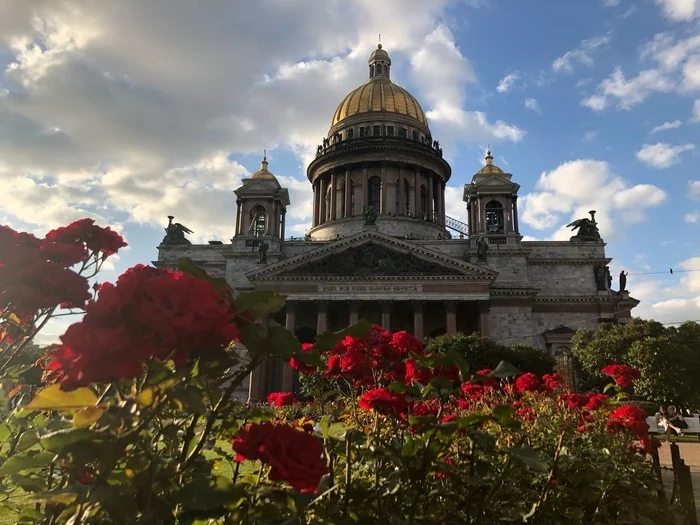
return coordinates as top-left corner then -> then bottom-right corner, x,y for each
161,215 -> 194,245
566,210 -> 601,242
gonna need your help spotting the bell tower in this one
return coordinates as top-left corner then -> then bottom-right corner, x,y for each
233,153 -> 290,239
463,149 -> 521,244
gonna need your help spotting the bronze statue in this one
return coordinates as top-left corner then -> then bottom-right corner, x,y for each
258,239 -> 269,263
363,205 -> 378,226
567,210 -> 602,242
162,216 -> 193,245
593,264 -> 607,291
474,236 -> 488,261
606,266 -> 612,291
619,270 -> 628,292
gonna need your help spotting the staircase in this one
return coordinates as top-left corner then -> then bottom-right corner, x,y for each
434,212 -> 469,237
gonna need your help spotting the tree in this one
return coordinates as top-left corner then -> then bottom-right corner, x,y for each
424,333 -> 554,375
572,319 -> 700,407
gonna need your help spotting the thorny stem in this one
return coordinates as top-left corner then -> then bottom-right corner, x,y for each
532,431 -> 566,520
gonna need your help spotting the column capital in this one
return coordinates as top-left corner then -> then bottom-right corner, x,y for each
317,300 -> 329,312
346,300 -> 361,311
443,300 -> 457,313
411,300 -> 425,313
286,300 -> 297,313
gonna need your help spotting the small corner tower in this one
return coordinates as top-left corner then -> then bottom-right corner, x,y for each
233,153 -> 290,239
463,148 -> 521,244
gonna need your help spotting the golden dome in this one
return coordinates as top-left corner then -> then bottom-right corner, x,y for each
475,150 -> 505,175
331,44 -> 428,129
250,153 -> 278,181
331,78 -> 428,127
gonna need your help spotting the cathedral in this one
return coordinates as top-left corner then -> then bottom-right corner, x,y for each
156,44 -> 638,397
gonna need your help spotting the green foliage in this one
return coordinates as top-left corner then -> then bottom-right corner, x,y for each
572,319 -> 700,406
425,333 -> 555,375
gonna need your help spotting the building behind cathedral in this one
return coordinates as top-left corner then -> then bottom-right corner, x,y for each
156,44 -> 638,398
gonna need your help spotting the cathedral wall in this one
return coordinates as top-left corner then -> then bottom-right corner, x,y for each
522,241 -> 606,259
488,307 -> 538,347
482,254 -> 530,284
527,264 -> 597,295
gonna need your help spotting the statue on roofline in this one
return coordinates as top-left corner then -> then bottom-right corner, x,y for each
363,205 -> 378,226
473,235 -> 488,261
567,210 -> 602,242
258,239 -> 269,264
162,216 -> 193,246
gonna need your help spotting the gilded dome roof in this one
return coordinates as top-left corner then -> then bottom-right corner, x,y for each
475,150 -> 504,175
250,154 -> 278,181
331,44 -> 428,129
331,78 -> 428,127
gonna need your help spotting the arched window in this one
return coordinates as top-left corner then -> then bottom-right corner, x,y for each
368,176 -> 381,211
420,185 -> 427,218
555,347 -> 575,390
404,179 -> 411,215
485,200 -> 505,233
250,205 -> 267,237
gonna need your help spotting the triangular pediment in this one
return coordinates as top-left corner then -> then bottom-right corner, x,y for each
234,179 -> 281,195
247,230 -> 498,281
475,175 -> 519,188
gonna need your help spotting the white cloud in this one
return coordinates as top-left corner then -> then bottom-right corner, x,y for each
412,26 -> 525,145
636,142 -> 695,168
496,72 -> 519,93
682,55 -> 700,90
689,180 -> 700,200
582,67 -> 675,111
552,33 -> 611,73
520,160 -> 667,241
603,0 -> 621,6
650,119 -> 683,133
685,211 -> 700,223
524,97 -> 541,113
692,99 -> 700,122
0,0 -> 512,239
654,0 -> 699,21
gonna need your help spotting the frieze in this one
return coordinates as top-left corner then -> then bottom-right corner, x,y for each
281,243 -> 463,277
318,284 -> 422,293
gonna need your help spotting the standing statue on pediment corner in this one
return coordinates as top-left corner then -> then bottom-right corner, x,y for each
474,235 -> 488,261
593,263 -> 607,291
162,215 -> 193,246
363,205 -> 378,226
258,239 -> 269,264
619,270 -> 628,292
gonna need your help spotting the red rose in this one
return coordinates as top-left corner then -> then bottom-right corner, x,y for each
46,265 -> 238,388
601,364 -> 640,388
542,373 -> 564,391
461,381 -> 485,401
559,393 -> 586,409
584,393 -> 608,411
232,423 -> 327,493
359,388 -> 408,415
514,373 -> 541,394
405,358 -> 433,385
289,343 -> 317,375
607,404 -> 649,438
390,331 -> 423,358
44,219 -> 127,258
267,391 -> 296,408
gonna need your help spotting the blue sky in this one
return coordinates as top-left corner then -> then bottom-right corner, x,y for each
0,0 -> 699,340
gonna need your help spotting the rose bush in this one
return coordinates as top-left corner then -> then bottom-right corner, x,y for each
0,221 -> 684,524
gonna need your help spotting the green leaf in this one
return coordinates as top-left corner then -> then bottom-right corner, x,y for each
26,384 -> 98,411
314,320 -> 373,351
489,360 -> 521,379
234,290 -> 286,319
267,323 -> 303,359
178,257 -> 231,300
491,404 -> 515,425
507,447 -> 548,473
169,386 -> 207,414
73,407 -> 104,428
16,431 -> 39,453
443,349 -> 470,383
40,428 -> 96,453
0,422 -> 11,442
458,413 -> 490,428
0,451 -> 54,476
180,476 -> 240,511
319,416 -> 331,439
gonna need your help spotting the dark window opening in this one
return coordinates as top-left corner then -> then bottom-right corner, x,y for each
359,126 -> 366,137
347,128 -> 354,139
404,180 -> 411,215
412,129 -> 419,140
373,125 -> 381,136
420,185 -> 427,218
399,127 -> 407,138
387,126 -> 394,136
485,200 -> 505,233
368,176 -> 381,211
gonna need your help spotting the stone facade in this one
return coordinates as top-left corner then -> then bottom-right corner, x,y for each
155,44 -> 639,399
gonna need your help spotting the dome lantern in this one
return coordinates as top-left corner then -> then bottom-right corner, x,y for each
369,42 -> 391,80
